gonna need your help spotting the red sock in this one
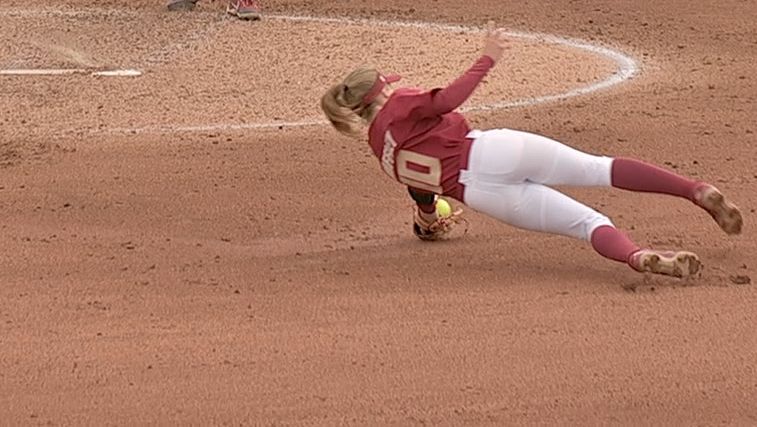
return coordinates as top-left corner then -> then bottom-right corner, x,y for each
590,225 -> 640,264
611,157 -> 704,202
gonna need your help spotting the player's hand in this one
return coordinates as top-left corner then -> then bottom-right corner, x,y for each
482,21 -> 510,63
412,206 -> 468,241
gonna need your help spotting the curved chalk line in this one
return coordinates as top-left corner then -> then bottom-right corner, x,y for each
0,8 -> 640,135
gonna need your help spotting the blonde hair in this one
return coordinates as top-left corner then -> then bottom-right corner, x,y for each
321,67 -> 382,137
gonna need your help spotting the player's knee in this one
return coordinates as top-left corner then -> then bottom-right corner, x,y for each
583,214 -> 614,240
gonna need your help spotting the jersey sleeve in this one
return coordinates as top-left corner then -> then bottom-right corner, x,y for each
424,55 -> 495,115
385,55 -> 495,120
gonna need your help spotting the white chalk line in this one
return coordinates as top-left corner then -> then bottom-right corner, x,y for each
0,68 -> 142,76
0,8 -> 640,135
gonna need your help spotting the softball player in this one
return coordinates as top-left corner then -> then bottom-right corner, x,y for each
320,25 -> 743,278
167,0 -> 261,20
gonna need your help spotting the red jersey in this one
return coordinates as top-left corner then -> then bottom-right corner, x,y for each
367,55 -> 495,201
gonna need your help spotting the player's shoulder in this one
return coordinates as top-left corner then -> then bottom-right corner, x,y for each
391,87 -> 427,99
384,87 -> 432,114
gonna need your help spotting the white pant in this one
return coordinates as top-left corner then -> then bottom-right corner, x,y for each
459,128 -> 615,241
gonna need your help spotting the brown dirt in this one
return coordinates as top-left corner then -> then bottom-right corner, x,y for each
1,0 -> 756,425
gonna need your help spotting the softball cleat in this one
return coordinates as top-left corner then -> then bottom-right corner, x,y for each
628,249 -> 702,278
227,0 -> 261,20
694,185 -> 743,235
167,0 -> 199,11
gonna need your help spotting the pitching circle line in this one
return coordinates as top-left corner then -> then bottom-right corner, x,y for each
0,8 -> 641,135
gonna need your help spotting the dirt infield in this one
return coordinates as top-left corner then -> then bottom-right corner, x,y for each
1,0 -> 755,425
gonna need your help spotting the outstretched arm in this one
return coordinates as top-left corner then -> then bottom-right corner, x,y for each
427,55 -> 495,115
418,24 -> 511,116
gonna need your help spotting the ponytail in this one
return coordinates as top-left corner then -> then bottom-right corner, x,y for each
321,68 -> 381,137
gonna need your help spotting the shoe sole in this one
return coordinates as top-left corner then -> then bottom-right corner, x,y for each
226,8 -> 261,20
637,251 -> 702,278
698,187 -> 743,235
167,1 -> 198,11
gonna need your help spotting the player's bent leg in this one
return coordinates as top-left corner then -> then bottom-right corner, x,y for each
462,182 -> 702,278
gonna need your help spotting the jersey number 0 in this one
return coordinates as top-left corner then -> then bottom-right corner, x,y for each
395,149 -> 443,194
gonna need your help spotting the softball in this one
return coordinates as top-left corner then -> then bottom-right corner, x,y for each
436,198 -> 452,218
